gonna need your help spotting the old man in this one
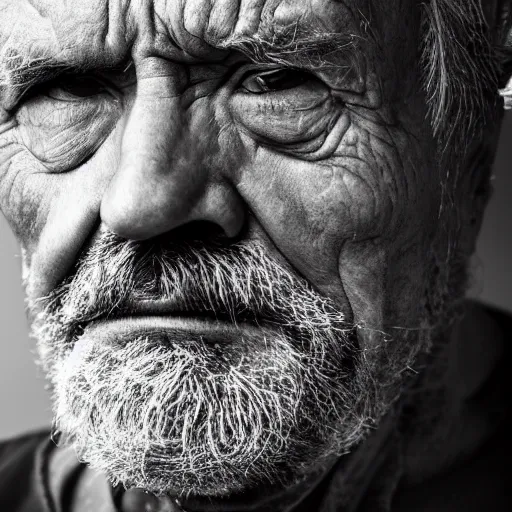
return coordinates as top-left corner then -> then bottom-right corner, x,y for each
0,0 -> 511,511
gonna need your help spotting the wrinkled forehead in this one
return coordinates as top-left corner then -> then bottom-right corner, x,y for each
0,0 -> 416,67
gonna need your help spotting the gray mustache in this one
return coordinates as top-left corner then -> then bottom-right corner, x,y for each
41,231 -> 350,339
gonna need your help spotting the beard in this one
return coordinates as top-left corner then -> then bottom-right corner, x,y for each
30,230 -> 430,499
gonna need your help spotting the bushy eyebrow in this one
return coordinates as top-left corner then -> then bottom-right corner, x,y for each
2,57 -> 59,87
0,48 -> 74,107
221,30 -> 364,71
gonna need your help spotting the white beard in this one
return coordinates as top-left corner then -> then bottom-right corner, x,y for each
31,232 -> 427,498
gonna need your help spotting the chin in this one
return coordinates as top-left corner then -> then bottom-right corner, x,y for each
45,319 -> 374,500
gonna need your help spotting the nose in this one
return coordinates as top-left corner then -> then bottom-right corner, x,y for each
100,77 -> 245,241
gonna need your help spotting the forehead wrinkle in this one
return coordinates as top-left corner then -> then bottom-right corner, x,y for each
1,0 -> 134,69
1,1 -> 369,63
146,0 -> 371,66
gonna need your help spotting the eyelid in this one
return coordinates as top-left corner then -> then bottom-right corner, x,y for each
47,74 -> 114,100
239,66 -> 305,82
17,72 -> 119,107
238,66 -> 318,95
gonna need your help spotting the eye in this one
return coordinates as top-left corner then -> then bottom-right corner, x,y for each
231,67 -> 340,151
16,73 -> 121,173
240,69 -> 311,94
46,74 -> 110,101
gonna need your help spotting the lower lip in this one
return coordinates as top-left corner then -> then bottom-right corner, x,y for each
81,316 -> 269,347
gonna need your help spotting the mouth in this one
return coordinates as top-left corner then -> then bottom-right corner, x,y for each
67,299 -> 285,352
71,298 -> 276,349
82,314 -> 272,348
123,298 -> 261,324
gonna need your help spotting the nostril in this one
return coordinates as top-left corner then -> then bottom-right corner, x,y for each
153,220 -> 240,245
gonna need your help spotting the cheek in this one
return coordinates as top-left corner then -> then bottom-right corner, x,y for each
0,126 -> 122,300
237,118 -> 438,308
0,131 -> 48,245
239,131 -> 398,261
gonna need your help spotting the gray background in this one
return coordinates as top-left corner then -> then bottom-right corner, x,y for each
1,114 -> 511,440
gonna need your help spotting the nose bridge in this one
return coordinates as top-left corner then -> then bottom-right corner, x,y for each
100,81 -> 242,241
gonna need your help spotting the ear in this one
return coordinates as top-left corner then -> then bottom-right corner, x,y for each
496,0 -> 512,107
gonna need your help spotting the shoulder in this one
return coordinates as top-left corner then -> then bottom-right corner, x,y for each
0,429 -> 51,462
0,429 -> 51,511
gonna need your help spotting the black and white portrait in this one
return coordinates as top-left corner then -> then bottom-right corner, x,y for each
0,1 -> 511,511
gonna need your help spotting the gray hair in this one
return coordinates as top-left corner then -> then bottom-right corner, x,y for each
421,0 -> 501,155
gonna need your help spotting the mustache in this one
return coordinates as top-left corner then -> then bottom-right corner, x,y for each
36,230 -> 351,343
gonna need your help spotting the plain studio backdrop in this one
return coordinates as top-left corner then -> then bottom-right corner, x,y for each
1,114 -> 511,440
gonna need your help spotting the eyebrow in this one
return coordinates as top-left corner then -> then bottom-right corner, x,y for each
221,29 -> 363,71
0,48 -> 73,108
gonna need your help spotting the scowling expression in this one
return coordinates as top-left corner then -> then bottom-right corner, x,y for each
0,0 -> 505,506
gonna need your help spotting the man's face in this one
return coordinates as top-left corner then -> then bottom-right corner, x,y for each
0,0 -> 497,505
